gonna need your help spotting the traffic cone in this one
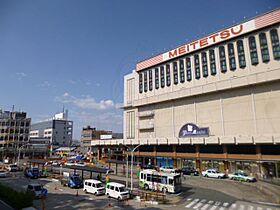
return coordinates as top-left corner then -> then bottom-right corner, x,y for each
76,190 -> 79,197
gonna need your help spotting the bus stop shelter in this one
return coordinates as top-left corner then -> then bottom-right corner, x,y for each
106,159 -> 138,175
65,165 -> 113,180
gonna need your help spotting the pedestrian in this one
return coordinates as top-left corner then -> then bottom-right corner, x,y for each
105,174 -> 110,186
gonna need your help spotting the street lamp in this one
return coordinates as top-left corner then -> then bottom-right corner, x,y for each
119,143 -> 141,190
17,143 -> 29,166
130,144 -> 141,191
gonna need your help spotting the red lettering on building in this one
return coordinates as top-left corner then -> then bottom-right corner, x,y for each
231,24 -> 243,35
209,33 -> 219,43
199,38 -> 208,47
169,49 -> 178,58
220,30 -> 230,39
178,46 -> 186,55
190,41 -> 199,50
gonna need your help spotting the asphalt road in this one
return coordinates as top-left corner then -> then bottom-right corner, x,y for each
0,171 -> 279,210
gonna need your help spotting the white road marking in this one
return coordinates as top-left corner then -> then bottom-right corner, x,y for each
229,203 -> 237,209
59,189 -> 63,191
247,205 -> 254,210
209,205 -> 218,210
187,198 -> 192,201
257,207 -> 263,210
185,198 -> 199,208
200,203 -> 210,210
52,179 -> 59,182
193,200 -> 205,209
222,202 -> 229,207
239,204 -> 245,210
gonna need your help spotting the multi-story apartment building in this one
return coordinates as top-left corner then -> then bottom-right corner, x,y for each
30,110 -> 73,147
81,126 -> 113,149
92,9 -> 280,178
0,110 -> 31,154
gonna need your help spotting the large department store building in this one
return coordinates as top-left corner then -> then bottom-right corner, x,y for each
93,9 -> 280,178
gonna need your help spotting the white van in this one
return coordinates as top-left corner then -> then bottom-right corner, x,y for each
105,182 -> 129,200
83,179 -> 105,195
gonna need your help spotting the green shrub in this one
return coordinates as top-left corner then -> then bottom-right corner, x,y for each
0,183 -> 34,210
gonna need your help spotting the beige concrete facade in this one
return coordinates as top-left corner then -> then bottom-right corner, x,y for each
122,24 -> 280,146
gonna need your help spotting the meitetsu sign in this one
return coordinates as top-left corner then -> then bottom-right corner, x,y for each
179,123 -> 209,138
136,9 -> 280,71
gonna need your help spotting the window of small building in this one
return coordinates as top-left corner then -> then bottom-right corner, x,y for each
156,145 -> 173,152
139,73 -> 143,93
261,144 -> 280,155
186,57 -> 192,81
166,64 -> 171,86
209,49 -> 217,75
148,69 -> 153,91
259,32 -> 270,63
194,54 -> 200,79
237,40 -> 246,68
202,52 -> 208,77
199,145 -> 223,153
219,46 -> 227,73
179,59 -> 185,83
155,68 -> 159,89
227,145 -> 256,154
173,61 -> 178,85
160,66 -> 165,88
228,43 -> 236,71
143,71 -> 147,92
270,29 -> 280,60
176,145 -> 196,153
248,36 -> 259,65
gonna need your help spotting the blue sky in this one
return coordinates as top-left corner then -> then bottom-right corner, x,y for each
0,0 -> 279,139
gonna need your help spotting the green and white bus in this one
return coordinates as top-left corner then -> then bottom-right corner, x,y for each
139,169 -> 181,193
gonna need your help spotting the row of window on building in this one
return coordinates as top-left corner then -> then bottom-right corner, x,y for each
139,28 -> 280,93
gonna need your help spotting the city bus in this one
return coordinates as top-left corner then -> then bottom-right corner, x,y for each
139,169 -> 181,193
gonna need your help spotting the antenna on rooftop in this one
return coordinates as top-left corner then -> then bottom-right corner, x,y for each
12,105 -> 14,112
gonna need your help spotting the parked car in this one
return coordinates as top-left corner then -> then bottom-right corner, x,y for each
75,162 -> 85,167
7,164 -> 18,172
0,170 -> 7,178
202,169 -> 226,179
26,183 -> 48,198
65,161 -> 75,167
181,167 -> 199,176
141,164 -> 156,170
160,166 -> 179,173
106,182 -> 129,200
83,179 -> 105,195
24,167 -> 39,179
228,171 -> 257,182
52,160 -> 61,166
60,172 -> 83,188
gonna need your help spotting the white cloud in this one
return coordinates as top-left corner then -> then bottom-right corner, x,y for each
68,79 -> 77,85
16,72 -> 27,80
56,93 -> 121,110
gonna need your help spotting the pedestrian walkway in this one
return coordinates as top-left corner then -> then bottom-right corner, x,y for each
184,198 -> 279,210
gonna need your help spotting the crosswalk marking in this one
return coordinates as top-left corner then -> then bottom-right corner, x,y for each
248,206 -> 254,210
193,199 -> 206,209
208,205 -> 218,210
239,204 -> 245,210
185,198 -> 276,210
185,198 -> 199,208
229,203 -> 237,209
200,203 -> 210,210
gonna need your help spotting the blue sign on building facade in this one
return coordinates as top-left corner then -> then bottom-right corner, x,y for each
179,123 -> 209,137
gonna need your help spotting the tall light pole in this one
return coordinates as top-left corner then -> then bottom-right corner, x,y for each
119,144 -> 141,190
130,144 -> 141,191
17,143 -> 29,165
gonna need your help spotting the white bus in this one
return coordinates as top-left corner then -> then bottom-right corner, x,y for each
139,169 -> 181,193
